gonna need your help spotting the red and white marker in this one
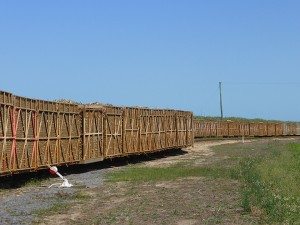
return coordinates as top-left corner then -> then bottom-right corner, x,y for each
48,166 -> 73,188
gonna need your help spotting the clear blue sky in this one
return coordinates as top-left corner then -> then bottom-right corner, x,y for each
0,1 -> 299,121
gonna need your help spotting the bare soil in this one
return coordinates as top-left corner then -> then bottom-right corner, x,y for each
3,138 -> 295,225
38,140 -> 255,225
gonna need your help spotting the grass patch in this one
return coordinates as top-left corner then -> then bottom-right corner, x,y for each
106,165 -> 237,182
33,190 -> 90,223
34,202 -> 70,216
25,178 -> 43,185
73,191 -> 92,201
240,143 -> 300,224
106,139 -> 300,224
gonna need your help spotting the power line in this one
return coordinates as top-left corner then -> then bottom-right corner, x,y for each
223,82 -> 300,86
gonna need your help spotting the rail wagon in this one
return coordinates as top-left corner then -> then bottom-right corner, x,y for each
0,90 -> 193,176
194,120 -> 300,139
267,123 -> 276,136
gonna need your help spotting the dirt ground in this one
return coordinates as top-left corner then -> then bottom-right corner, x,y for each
1,138 -> 288,225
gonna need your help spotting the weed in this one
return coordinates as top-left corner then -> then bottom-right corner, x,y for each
34,202 -> 69,216
24,177 -> 46,187
73,191 -> 92,201
106,165 -> 237,182
239,143 -> 300,224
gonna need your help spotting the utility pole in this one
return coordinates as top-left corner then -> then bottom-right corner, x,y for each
219,82 -> 223,119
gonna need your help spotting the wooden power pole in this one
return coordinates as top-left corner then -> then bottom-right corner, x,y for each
219,82 -> 223,119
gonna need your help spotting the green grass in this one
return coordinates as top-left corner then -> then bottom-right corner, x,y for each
24,178 -> 46,186
107,140 -> 300,224
239,143 -> 300,224
34,202 -> 70,216
73,191 -> 92,201
106,165 -> 237,182
32,190 -> 91,223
